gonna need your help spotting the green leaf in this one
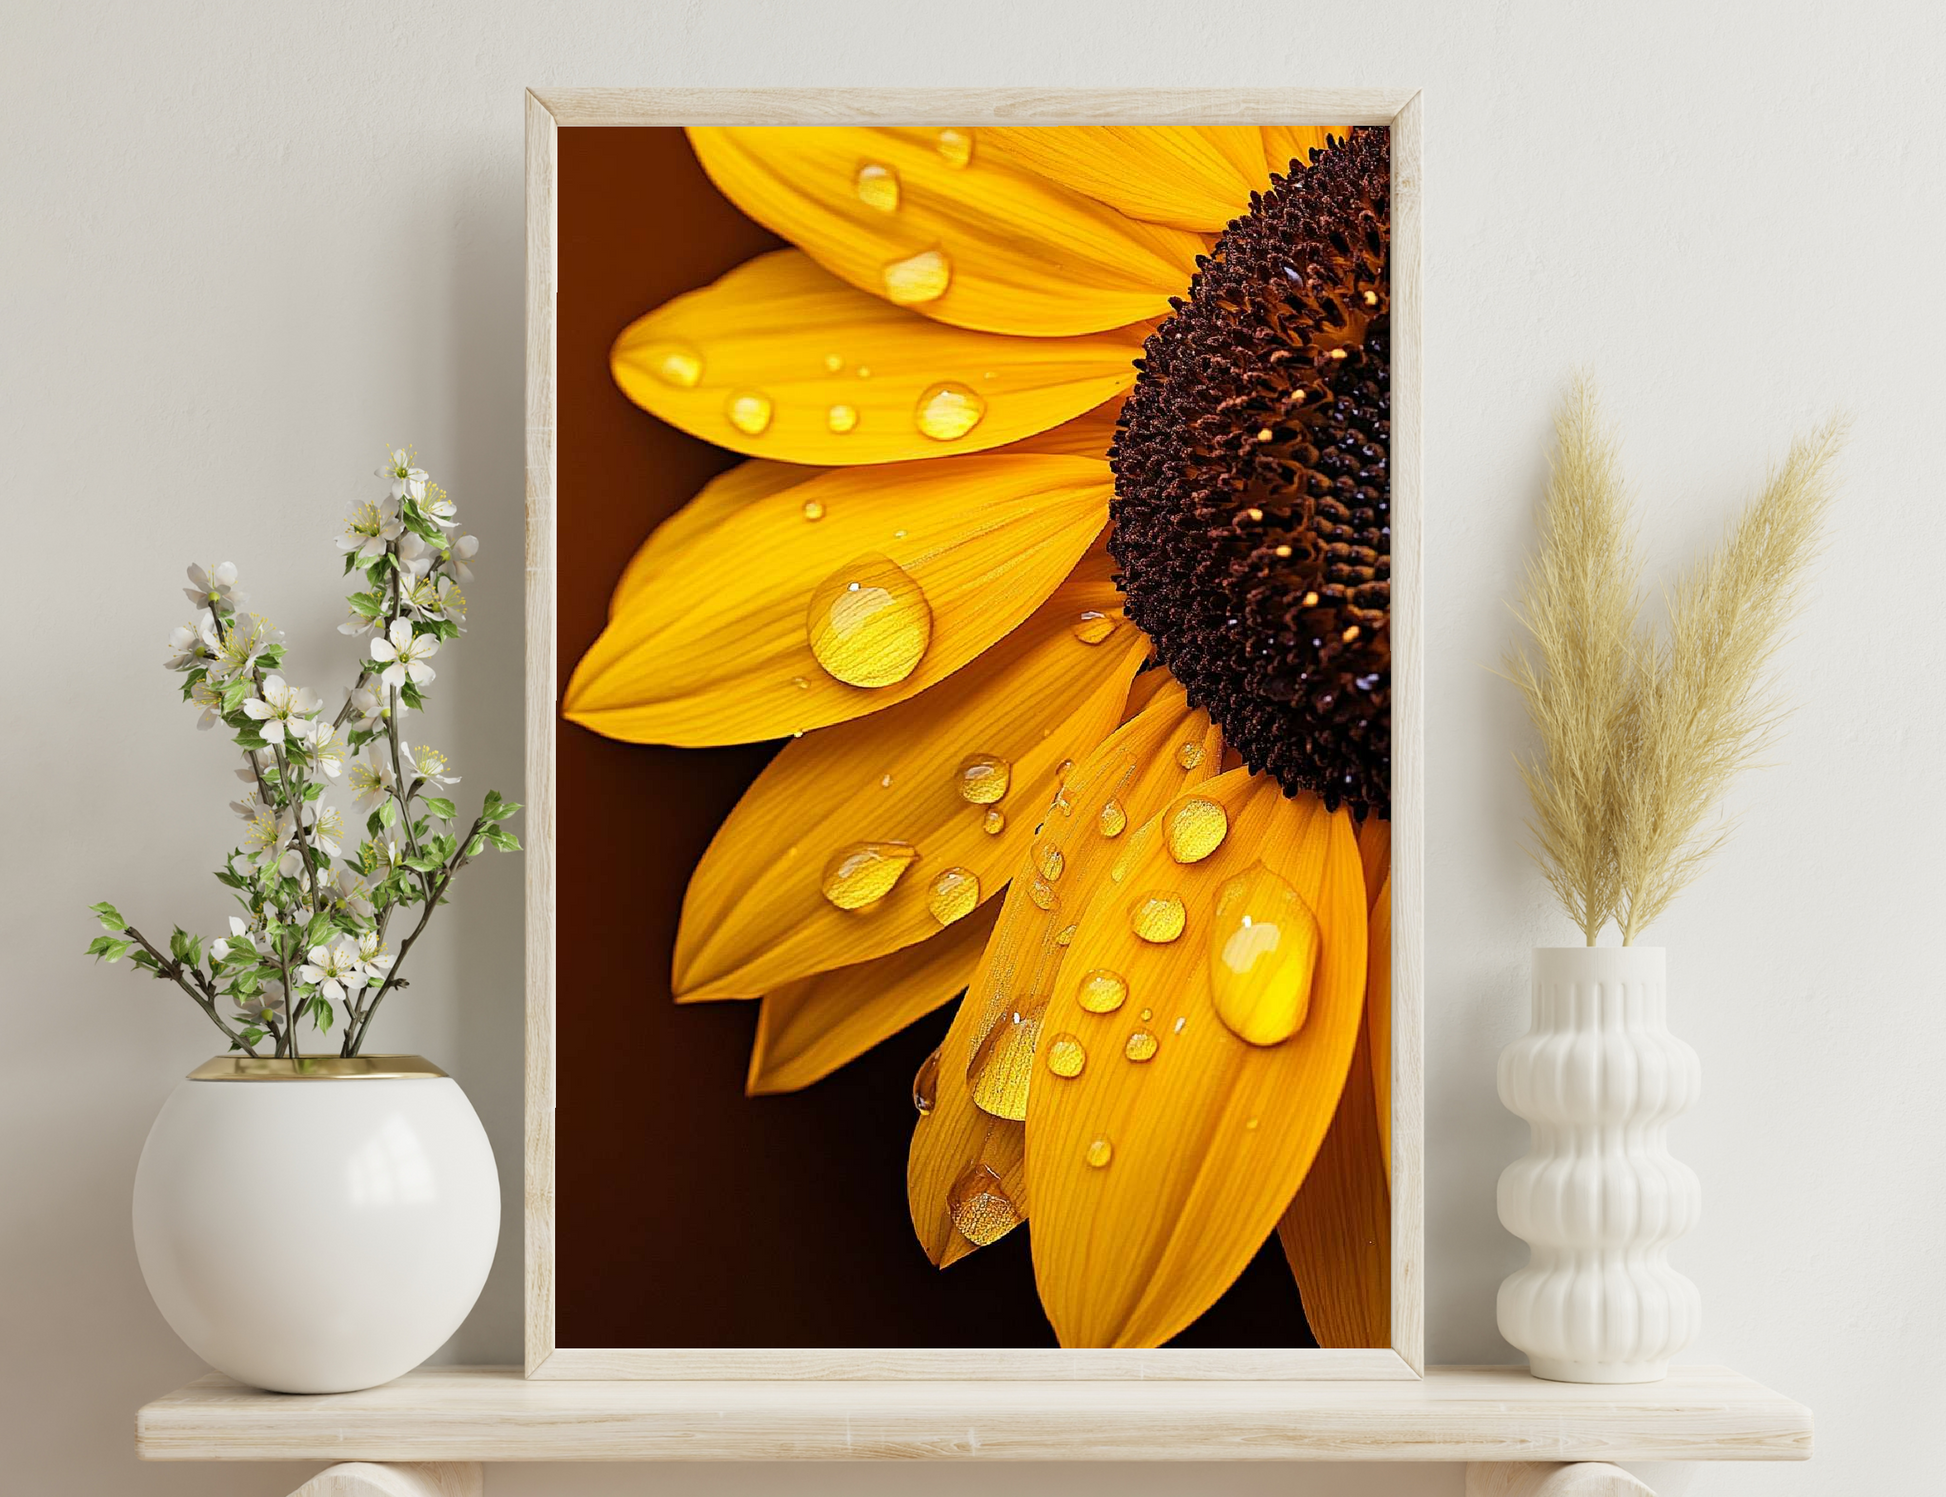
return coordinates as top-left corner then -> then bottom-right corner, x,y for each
485,827 -> 522,853
89,901 -> 126,932
86,935 -> 132,963
424,797 -> 456,821
233,728 -> 269,751
483,793 -> 522,823
168,927 -> 190,962
399,680 -> 427,712
241,1027 -> 265,1046
378,798 -> 398,828
464,835 -> 486,859
348,591 -> 384,619
312,997 -> 335,1035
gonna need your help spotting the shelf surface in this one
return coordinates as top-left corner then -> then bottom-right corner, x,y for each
137,1364 -> 1811,1464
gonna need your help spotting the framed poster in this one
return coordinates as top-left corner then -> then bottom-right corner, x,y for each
525,88 -> 1422,1380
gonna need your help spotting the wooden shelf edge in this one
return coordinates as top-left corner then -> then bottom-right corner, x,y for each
136,1365 -> 1812,1464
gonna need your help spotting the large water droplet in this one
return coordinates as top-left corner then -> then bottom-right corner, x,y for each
947,1164 -> 1020,1246
915,381 -> 986,441
1076,968 -> 1127,1014
968,1000 -> 1043,1120
912,1047 -> 940,1115
936,128 -> 974,168
820,841 -> 918,910
801,499 -> 825,521
806,554 -> 933,688
825,404 -> 859,435
1128,891 -> 1186,944
1175,741 -> 1205,770
1026,877 -> 1058,912
927,866 -> 980,926
956,753 -> 1011,805
1099,798 -> 1128,838
1085,1136 -> 1113,1168
1044,1032 -> 1086,1079
1124,1029 -> 1159,1063
1054,922 -> 1076,947
983,808 -> 1006,835
883,248 -> 951,305
1210,863 -> 1321,1046
1034,839 -> 1065,882
645,341 -> 703,388
1071,610 -> 1115,645
1164,796 -> 1229,864
725,390 -> 773,435
854,162 -> 901,212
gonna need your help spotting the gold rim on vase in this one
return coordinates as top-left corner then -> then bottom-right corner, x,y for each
186,1055 -> 448,1081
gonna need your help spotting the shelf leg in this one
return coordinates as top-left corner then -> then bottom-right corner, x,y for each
287,1463 -> 484,1497
1466,1463 -> 1656,1497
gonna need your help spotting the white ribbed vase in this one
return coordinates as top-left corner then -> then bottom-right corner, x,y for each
1496,946 -> 1701,1383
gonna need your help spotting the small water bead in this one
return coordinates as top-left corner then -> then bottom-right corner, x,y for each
1176,741 -> 1205,770
645,341 -> 704,388
1164,796 -> 1229,864
1057,758 -> 1075,780
883,248 -> 952,306
806,554 -> 933,688
1128,891 -> 1187,944
1173,1015 -> 1187,1035
1054,923 -> 1077,947
1084,1136 -> 1113,1168
823,353 -> 844,373
927,866 -> 981,927
725,391 -> 773,436
915,381 -> 986,441
1071,610 -> 1116,645
936,128 -> 974,168
912,1047 -> 941,1116
1027,877 -> 1058,912
983,808 -> 1006,835
820,841 -> 918,910
825,404 -> 859,435
1209,862 -> 1321,1046
1098,798 -> 1128,838
1139,1007 -> 1152,1022
880,774 -> 894,788
1077,968 -> 1128,1014
1044,1032 -> 1086,1079
854,162 -> 900,212
947,1164 -> 1021,1246
1124,1030 -> 1159,1063
1244,1116 -> 1260,1131
857,365 -> 873,378
801,500 -> 826,521
1034,839 -> 1065,881
956,753 -> 1011,805
791,675 -> 810,690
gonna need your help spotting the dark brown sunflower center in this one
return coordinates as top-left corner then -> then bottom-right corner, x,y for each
1108,126 -> 1392,821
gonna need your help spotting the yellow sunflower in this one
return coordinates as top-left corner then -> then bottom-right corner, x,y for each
564,124 -> 1394,1350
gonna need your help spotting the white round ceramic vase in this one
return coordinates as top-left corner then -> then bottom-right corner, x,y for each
1496,946 -> 1702,1383
132,1055 -> 499,1393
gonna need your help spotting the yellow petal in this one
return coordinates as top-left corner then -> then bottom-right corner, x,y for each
673,550 -> 1146,999
985,127 -> 1270,232
565,453 -> 1111,746
1357,815 -> 1391,916
907,987 -> 1028,1267
746,902 -> 997,1095
1276,1015 -> 1391,1348
1368,873 -> 1392,1178
1003,393 -> 1126,459
687,127 -> 1205,336
1027,771 -> 1367,1347
610,458 -> 823,618
1262,127 -> 1345,178
612,250 -> 1145,465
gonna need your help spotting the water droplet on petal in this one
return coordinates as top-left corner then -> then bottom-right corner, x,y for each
1077,968 -> 1127,1014
967,1001 -> 1043,1120
1085,1136 -> 1113,1168
725,390 -> 773,435
1176,741 -> 1205,770
1124,1029 -> 1159,1063
1054,922 -> 1076,946
854,161 -> 901,212
1071,610 -> 1116,645
936,128 -> 974,168
947,1163 -> 1020,1245
823,353 -> 844,373
807,554 -> 932,688
1139,1007 -> 1152,1022
983,808 -> 1006,835
1165,796 -> 1229,863
956,753 -> 1011,805
857,365 -> 873,378
1245,1116 -> 1260,1131
915,381 -> 986,441
927,866 -> 980,926
801,499 -> 825,521
820,841 -> 918,910
646,341 -> 704,388
883,248 -> 951,305
912,1047 -> 940,1115
790,675 -> 810,690
1129,891 -> 1186,943
1044,1032 -> 1086,1078
1099,798 -> 1128,837
1210,863 -> 1320,1045
825,404 -> 859,435
1027,877 -> 1058,912
1057,758 -> 1075,780
1034,839 -> 1064,881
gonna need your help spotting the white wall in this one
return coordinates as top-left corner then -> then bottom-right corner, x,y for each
3,2 -> 1937,1492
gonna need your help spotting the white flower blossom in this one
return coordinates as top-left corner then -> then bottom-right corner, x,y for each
296,719 -> 348,779
337,602 -> 380,637
345,684 -> 398,734
241,674 -> 321,746
211,915 -> 260,963
419,482 -> 458,530
188,677 -> 226,730
377,449 -> 428,501
405,573 -> 467,623
338,498 -> 402,563
233,980 -> 288,1028
165,611 -> 217,671
327,868 -> 376,922
369,619 -> 437,691
240,804 -> 286,867
443,534 -> 479,584
402,741 -> 459,791
183,562 -> 241,610
347,751 -> 395,813
357,929 -> 396,984
208,613 -> 281,684
395,531 -> 435,580
298,935 -> 370,1005
309,805 -> 346,858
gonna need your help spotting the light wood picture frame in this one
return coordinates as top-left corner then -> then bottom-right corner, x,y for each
524,87 -> 1423,1381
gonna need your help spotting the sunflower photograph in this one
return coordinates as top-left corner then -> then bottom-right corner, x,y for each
550,121 -> 1395,1354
